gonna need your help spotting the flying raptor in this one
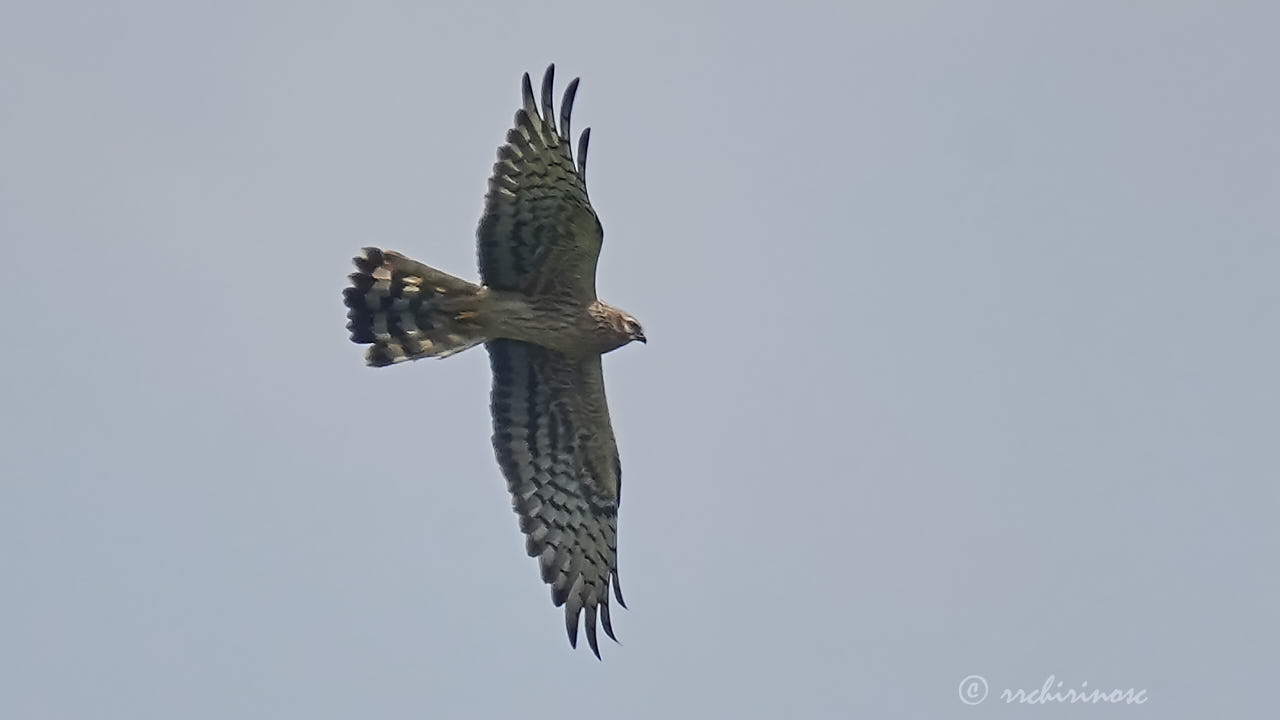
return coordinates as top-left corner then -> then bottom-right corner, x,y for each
343,65 -> 644,658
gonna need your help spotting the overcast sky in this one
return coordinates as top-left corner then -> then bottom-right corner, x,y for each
2,1 -> 1277,718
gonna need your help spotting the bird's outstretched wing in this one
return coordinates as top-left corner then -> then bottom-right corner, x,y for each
487,339 -> 625,658
477,65 -> 603,302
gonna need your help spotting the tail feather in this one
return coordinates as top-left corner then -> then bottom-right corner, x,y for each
343,247 -> 485,366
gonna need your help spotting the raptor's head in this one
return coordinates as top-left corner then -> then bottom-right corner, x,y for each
621,314 -> 646,346
603,309 -> 646,350
593,303 -> 646,352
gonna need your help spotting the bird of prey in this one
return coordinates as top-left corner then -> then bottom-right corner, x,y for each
342,65 -> 644,658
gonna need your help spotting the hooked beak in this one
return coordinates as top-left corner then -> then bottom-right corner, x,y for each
634,331 -> 647,344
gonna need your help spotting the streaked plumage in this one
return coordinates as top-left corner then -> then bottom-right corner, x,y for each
342,65 -> 643,658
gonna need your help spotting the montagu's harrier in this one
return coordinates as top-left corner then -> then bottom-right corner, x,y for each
343,65 -> 644,658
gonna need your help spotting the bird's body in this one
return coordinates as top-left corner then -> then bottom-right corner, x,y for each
345,248 -> 637,362
343,65 -> 643,658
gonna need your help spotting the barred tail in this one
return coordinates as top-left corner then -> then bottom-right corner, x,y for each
343,247 -> 487,366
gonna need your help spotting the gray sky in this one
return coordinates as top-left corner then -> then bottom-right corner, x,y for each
2,1 -> 1276,717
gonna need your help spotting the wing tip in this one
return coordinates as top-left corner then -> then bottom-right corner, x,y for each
540,64 -> 557,135
565,607 -> 580,649
600,595 -> 620,644
611,568 -> 626,609
584,605 -> 602,659
577,127 -> 591,179
560,76 -> 580,144
521,71 -> 537,118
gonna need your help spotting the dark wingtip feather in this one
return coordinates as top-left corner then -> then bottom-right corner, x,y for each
577,127 -> 591,179
540,65 -> 556,133
521,72 -> 537,118
612,569 -> 626,608
565,608 -> 580,649
600,599 -> 618,643
560,77 -> 579,144
585,610 -> 602,659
